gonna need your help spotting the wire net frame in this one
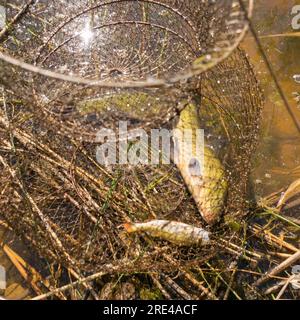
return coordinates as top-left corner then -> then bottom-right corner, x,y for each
0,0 -> 253,88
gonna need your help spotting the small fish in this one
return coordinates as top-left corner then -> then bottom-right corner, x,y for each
124,220 -> 210,246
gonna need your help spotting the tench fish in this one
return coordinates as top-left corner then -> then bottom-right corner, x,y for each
175,103 -> 227,225
78,94 -> 227,224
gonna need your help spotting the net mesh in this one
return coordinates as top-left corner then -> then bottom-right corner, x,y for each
0,0 -> 253,136
0,0 -> 266,297
0,0 -> 252,83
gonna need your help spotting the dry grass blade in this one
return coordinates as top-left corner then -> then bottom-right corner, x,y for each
277,178 -> 300,210
1,243 -> 43,297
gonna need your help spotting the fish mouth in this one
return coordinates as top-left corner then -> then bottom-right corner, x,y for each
200,209 -> 222,225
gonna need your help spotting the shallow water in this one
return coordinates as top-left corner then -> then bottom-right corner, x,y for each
0,227 -> 31,299
243,0 -> 300,197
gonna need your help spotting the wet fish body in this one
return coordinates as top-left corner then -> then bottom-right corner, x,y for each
175,103 -> 227,225
124,220 -> 210,246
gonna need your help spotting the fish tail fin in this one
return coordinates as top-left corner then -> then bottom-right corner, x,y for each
124,222 -> 137,233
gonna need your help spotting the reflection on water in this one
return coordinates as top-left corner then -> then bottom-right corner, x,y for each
242,0 -> 300,197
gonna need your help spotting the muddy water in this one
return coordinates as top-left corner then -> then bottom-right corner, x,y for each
242,0 -> 300,197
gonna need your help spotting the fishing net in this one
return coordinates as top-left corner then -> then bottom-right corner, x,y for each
0,0 -> 253,129
0,0 -> 267,298
0,0 -> 252,82
201,48 -> 264,223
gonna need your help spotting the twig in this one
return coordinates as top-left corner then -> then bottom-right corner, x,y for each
31,259 -> 142,300
269,252 -> 292,259
32,271 -> 106,300
67,268 -> 99,301
264,280 -> 287,295
0,0 -> 36,41
275,275 -> 296,300
163,274 -> 193,300
0,154 -> 76,267
249,224 -> 298,253
254,249 -> 300,287
150,275 -> 171,300
162,254 -> 218,300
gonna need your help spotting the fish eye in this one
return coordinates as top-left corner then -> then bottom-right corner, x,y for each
108,68 -> 123,77
188,158 -> 202,176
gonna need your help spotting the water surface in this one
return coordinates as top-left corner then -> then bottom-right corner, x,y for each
243,0 -> 300,197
